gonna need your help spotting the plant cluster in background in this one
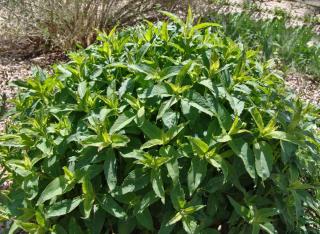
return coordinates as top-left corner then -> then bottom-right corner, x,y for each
208,12 -> 320,79
0,9 -> 320,234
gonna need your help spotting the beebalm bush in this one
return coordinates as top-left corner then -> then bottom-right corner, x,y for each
0,9 -> 320,234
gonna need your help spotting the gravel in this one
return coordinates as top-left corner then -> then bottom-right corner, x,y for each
286,72 -> 320,106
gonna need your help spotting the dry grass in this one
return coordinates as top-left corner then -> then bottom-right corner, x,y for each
0,0 -> 195,50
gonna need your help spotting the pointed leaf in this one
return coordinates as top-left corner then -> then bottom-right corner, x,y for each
187,137 -> 209,155
187,158 -> 207,196
170,181 -> 186,210
229,138 -> 256,179
151,169 -> 165,203
98,194 -> 127,218
109,111 -> 136,134
160,11 -> 185,27
45,197 -> 82,218
140,121 -> 163,139
227,196 -> 251,221
253,141 -> 273,181
136,208 -> 154,231
104,148 -> 117,191
82,177 -> 95,218
37,176 -> 74,205
141,139 -> 164,149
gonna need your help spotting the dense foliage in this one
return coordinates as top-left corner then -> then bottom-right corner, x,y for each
1,9 -> 320,233
208,12 -> 320,78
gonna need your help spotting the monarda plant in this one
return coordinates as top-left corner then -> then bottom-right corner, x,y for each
0,9 -> 319,234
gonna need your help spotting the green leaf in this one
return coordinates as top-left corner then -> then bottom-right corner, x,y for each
208,155 -> 229,182
118,217 -> 136,234
229,138 -> 256,179
128,63 -> 155,75
168,211 -> 183,225
265,131 -> 303,145
82,177 -> 95,218
37,176 -> 74,205
253,141 -> 273,181
226,95 -> 245,116
176,60 -> 193,85
88,209 -> 105,232
16,222 -> 40,233
185,91 -> 214,116
141,139 -> 164,149
115,169 -> 150,195
45,197 -> 82,218
252,224 -> 260,234
184,205 -> 206,215
52,224 -> 67,234
136,208 -> 154,231
166,157 -> 180,184
186,5 -> 193,28
151,169 -> 165,203
160,66 -> 183,81
135,191 -> 159,214
68,218 -> 83,234
159,212 -> 175,234
182,216 -> 198,234
109,111 -> 136,134
0,134 -> 24,147
259,222 -> 277,234
227,196 -> 251,221
187,137 -> 209,155
250,107 -> 264,132
77,81 -> 87,100
160,11 -> 185,27
98,194 -> 127,218
192,22 -> 221,31
165,123 -> 186,143
139,84 -> 171,98
280,141 -> 297,163
160,146 -> 180,183
136,43 -> 151,63
187,158 -> 207,196
120,149 -> 144,160
111,134 -> 130,148
160,21 -> 169,41
170,181 -> 186,210
104,148 -> 117,191
140,121 -> 163,139
157,97 -> 178,120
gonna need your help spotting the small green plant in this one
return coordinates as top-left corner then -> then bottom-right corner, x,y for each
208,12 -> 320,79
0,8 -> 320,233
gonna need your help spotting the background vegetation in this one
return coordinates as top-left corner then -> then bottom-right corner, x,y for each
208,11 -> 320,78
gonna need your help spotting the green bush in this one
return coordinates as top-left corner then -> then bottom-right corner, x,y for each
1,9 -> 320,233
